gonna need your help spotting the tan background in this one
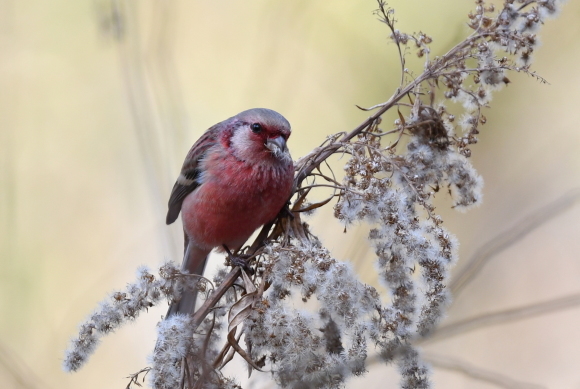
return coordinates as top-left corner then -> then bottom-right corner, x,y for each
1,1 -> 580,388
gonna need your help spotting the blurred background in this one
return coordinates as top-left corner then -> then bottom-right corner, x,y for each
1,0 -> 580,388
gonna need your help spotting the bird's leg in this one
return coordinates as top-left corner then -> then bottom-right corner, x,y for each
222,245 -> 254,275
280,201 -> 295,220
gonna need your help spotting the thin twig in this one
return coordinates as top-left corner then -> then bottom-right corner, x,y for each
190,267 -> 242,331
294,72 -> 429,187
376,0 -> 406,87
423,352 -> 546,389
451,189 -> 580,296
420,292 -> 580,344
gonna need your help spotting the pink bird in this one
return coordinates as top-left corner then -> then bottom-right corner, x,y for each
166,108 -> 294,316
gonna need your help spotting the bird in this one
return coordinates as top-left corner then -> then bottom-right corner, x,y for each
165,108 -> 294,317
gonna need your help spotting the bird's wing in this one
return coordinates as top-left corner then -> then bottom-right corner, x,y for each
166,126 -> 220,225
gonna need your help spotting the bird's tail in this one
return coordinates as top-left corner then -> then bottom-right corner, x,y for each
166,234 -> 209,318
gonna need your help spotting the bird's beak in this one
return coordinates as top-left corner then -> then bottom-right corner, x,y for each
265,136 -> 287,154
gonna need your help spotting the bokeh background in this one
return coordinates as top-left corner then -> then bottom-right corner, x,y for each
2,0 -> 580,388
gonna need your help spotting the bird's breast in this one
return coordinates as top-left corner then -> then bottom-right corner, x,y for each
181,154 -> 293,251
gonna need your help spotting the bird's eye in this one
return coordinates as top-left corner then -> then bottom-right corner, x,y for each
251,123 -> 263,133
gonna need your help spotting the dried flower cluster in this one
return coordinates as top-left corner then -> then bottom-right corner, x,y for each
63,263 -> 205,372
64,1 -> 566,388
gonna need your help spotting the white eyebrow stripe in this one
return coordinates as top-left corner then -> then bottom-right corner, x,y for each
177,174 -> 195,186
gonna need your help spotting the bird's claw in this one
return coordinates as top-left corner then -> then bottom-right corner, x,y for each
230,255 -> 252,272
280,202 -> 294,220
223,245 -> 255,275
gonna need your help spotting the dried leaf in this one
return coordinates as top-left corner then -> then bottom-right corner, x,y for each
355,104 -> 372,111
224,269 -> 266,374
227,330 -> 265,373
227,270 -> 257,333
397,108 -> 406,126
296,194 -> 335,213
292,187 -> 312,212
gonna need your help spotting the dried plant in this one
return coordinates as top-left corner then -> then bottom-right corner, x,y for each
64,1 -> 567,388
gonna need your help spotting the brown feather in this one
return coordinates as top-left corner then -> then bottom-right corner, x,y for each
166,125 -> 221,225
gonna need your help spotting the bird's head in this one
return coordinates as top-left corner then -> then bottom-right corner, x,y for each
227,108 -> 292,165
